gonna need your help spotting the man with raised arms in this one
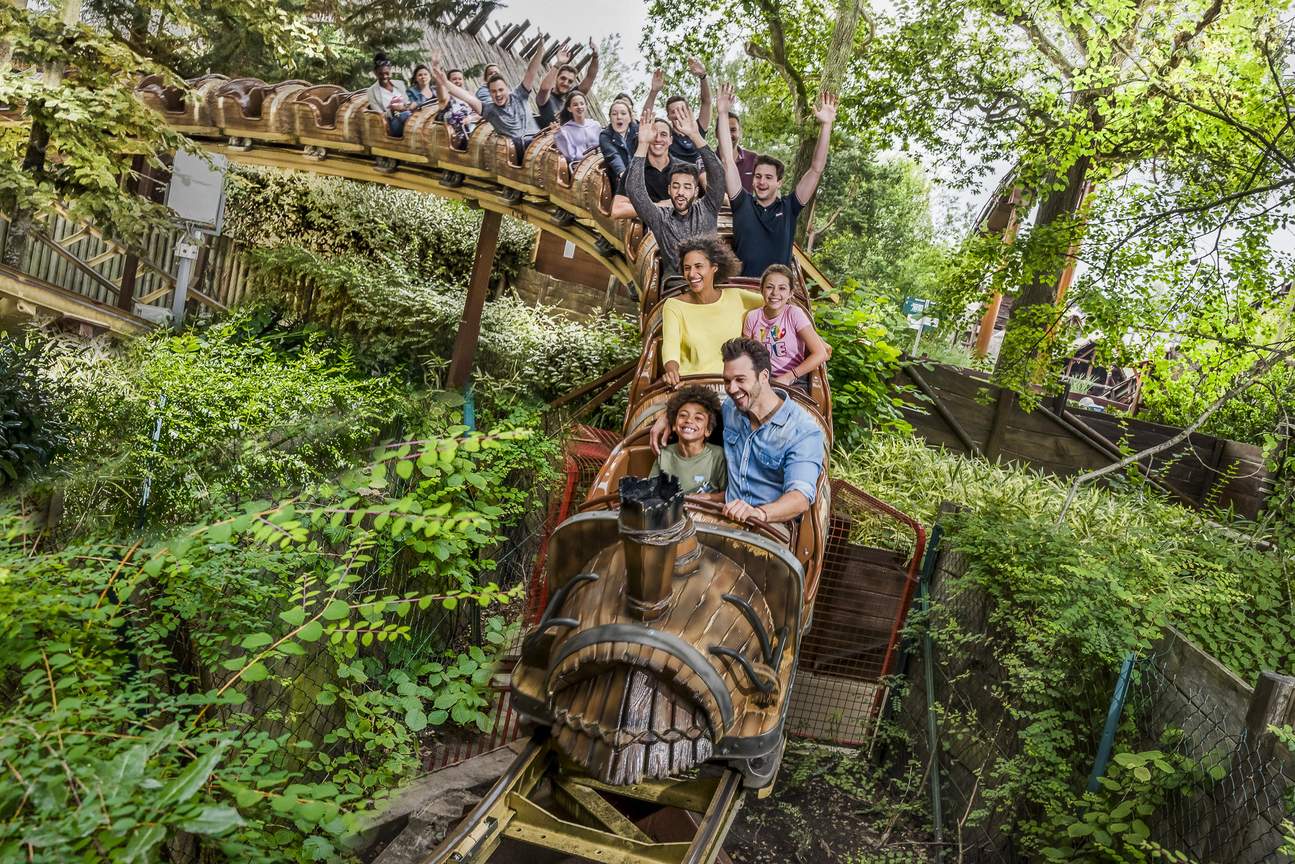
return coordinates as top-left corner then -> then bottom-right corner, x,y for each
535,40 -> 601,128
716,82 -> 838,278
624,103 -> 724,278
435,39 -> 546,165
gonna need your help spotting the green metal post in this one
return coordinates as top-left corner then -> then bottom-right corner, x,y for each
1087,652 -> 1136,793
918,522 -> 945,861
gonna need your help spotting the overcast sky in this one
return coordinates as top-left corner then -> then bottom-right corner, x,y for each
497,0 -> 650,70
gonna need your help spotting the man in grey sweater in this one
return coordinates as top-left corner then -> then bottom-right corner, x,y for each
624,104 -> 724,278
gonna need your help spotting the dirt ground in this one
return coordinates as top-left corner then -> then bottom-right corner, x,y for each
724,740 -> 935,864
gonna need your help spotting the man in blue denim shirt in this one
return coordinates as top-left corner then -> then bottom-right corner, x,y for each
650,338 -> 824,525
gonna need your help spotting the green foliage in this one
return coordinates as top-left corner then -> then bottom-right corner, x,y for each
837,433 -> 1291,682
48,315 -> 413,532
0,1 -> 316,239
813,284 -> 909,447
0,427 -> 546,863
811,153 -> 949,305
837,433 -> 1291,852
1041,749 -> 1205,863
0,332 -> 69,486
224,167 -> 536,287
245,243 -> 639,404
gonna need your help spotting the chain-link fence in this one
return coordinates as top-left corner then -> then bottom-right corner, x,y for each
1122,639 -> 1295,863
892,528 -> 1295,863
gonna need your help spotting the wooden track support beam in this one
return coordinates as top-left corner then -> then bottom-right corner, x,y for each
448,210 -> 502,390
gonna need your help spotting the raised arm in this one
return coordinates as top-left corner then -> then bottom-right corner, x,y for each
795,90 -> 837,205
688,57 -> 712,132
624,106 -> 660,223
536,43 -> 569,103
577,38 -> 600,93
675,107 -> 723,211
642,67 -> 664,116
521,36 -> 547,92
714,83 -> 743,198
435,66 -> 482,115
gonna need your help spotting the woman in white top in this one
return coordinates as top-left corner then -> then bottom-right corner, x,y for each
553,91 -> 602,165
366,53 -> 410,137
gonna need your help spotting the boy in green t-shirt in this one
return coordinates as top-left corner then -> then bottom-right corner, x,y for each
649,385 -> 727,498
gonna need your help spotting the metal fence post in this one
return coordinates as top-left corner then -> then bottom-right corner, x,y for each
918,521 -> 946,860
1087,652 -> 1136,793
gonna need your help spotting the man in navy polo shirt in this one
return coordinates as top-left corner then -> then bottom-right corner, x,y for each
716,83 -> 838,278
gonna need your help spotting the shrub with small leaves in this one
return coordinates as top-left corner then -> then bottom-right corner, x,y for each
0,428 -> 547,863
0,331 -> 68,485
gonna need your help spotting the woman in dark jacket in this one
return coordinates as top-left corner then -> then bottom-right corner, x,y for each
598,94 -> 638,193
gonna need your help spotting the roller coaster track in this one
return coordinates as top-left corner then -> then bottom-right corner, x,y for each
132,74 -> 659,288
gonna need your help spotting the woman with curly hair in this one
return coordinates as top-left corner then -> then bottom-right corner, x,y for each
660,235 -> 764,387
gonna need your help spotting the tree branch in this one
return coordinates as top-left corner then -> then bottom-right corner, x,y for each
1013,15 -> 1074,78
1056,348 -> 1293,523
746,0 -> 811,116
1164,0 -> 1224,73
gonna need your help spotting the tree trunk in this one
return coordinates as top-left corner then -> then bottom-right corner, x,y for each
795,0 -> 866,245
993,100 -> 1102,382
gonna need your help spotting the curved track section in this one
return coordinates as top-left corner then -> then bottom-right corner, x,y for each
135,74 -> 663,292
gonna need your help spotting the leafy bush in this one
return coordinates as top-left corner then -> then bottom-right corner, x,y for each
48,315 -> 415,532
244,244 -> 639,405
224,167 -> 536,287
0,428 -> 549,863
814,282 -> 910,447
837,433 -> 1290,854
0,332 -> 68,485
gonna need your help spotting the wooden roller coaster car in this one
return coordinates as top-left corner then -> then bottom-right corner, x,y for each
510,271 -> 834,792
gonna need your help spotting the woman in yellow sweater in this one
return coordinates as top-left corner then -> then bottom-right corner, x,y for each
661,236 -> 765,387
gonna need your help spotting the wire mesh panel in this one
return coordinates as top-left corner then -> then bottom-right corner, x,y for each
1123,647 -> 1295,864
789,480 -> 925,745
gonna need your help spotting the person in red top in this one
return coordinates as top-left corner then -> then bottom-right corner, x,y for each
722,110 -> 760,193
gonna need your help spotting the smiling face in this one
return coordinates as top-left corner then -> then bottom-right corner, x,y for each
752,163 -> 781,203
566,93 -> 588,123
609,101 -> 631,131
375,65 -> 393,85
727,115 -> 742,148
761,271 -> 793,313
669,171 -> 698,213
556,67 -> 578,94
488,78 -> 509,107
681,249 -> 716,296
484,65 -> 500,82
449,70 -> 466,88
672,402 -> 713,446
724,353 -> 767,414
649,119 -> 672,157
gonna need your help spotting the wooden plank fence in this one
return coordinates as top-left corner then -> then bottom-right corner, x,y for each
1,211 -> 255,325
899,362 -> 1275,519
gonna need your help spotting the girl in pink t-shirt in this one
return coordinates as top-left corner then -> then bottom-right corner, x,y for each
742,264 -> 830,390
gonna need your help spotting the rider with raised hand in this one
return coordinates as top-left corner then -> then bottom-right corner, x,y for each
719,85 -> 838,278
436,38 -> 546,165
625,101 -> 725,278
537,38 -> 601,128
